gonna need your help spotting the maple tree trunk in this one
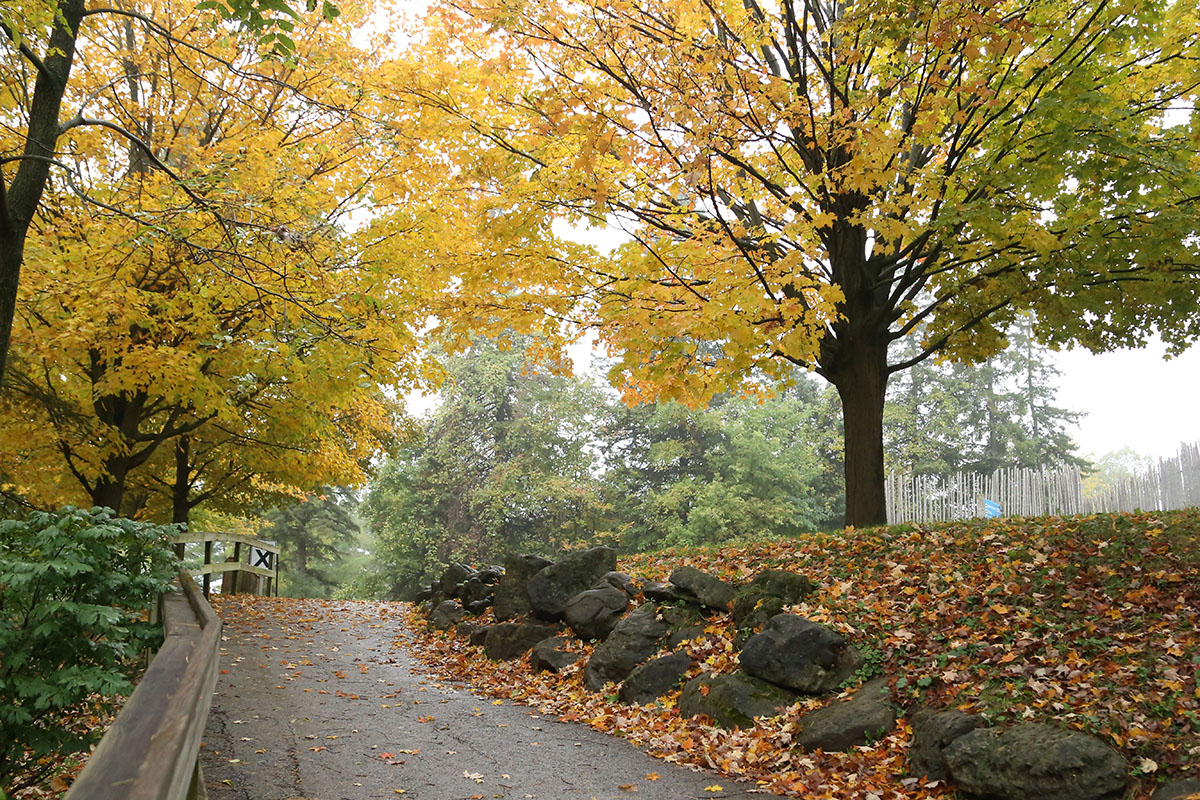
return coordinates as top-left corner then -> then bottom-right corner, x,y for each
172,436 -> 192,525
820,218 -> 891,529
91,477 -> 126,515
0,239 -> 19,385
833,348 -> 889,529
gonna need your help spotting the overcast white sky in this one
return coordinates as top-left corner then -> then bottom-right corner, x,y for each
1053,340 -> 1200,460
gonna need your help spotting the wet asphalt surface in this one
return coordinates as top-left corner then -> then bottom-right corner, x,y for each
200,598 -> 756,800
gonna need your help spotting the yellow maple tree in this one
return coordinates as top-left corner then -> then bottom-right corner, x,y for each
0,0 -> 440,518
392,0 -> 1200,525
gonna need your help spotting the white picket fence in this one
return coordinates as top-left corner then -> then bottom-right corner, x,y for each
885,441 -> 1200,524
1083,440 -> 1200,515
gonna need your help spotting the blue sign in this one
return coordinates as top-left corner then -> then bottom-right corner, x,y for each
983,499 -> 1002,518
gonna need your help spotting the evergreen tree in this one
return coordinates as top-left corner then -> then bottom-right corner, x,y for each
886,318 -> 1085,475
361,337 -> 608,597
265,490 -> 362,598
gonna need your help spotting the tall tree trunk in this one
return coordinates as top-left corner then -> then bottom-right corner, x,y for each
172,436 -> 192,525
830,342 -> 889,528
820,220 -> 891,528
92,475 -> 126,514
295,539 -> 308,577
0,0 -> 86,385
0,240 -> 21,385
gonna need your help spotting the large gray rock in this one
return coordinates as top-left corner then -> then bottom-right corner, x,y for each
1152,779 -> 1200,800
600,571 -> 641,598
944,723 -> 1128,800
669,566 -> 736,610
475,565 -> 504,584
563,584 -> 629,641
678,671 -> 797,728
467,625 -> 492,647
793,677 -> 896,752
909,709 -> 988,783
456,621 -> 484,641
732,570 -> 817,628
660,604 -> 706,649
482,621 -> 562,661
438,562 -> 477,597
584,604 -> 668,691
429,600 -> 465,631
459,576 -> 495,609
642,580 -> 687,602
739,614 -> 861,693
619,652 -> 692,705
530,635 -> 585,673
527,546 -> 618,621
493,554 -> 554,621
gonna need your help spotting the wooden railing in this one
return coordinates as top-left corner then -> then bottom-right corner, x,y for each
65,572 -> 221,800
172,532 -> 280,597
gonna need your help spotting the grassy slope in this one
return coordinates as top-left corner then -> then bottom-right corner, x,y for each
407,510 -> 1200,799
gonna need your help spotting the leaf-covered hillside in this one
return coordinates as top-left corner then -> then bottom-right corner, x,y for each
407,511 -> 1200,799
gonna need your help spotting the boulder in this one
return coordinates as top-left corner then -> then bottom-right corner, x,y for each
482,621 -> 563,661
642,580 -> 687,602
564,584 -> 629,641
666,625 -> 706,648
600,571 -> 641,598
793,677 -> 896,752
429,600 -> 465,631
739,614 -> 862,693
438,562 -> 477,597
619,652 -> 692,706
527,546 -> 617,621
459,576 -> 496,609
678,671 -> 797,728
669,566 -> 736,610
732,569 -> 817,629
414,584 -> 435,603
530,636 -> 585,673
733,596 -> 790,644
660,604 -> 707,648
493,554 -> 554,621
944,723 -> 1128,800
908,709 -> 988,783
746,569 -> 817,602
468,625 -> 492,647
660,604 -> 704,628
1151,779 -> 1200,800
456,621 -> 483,640
475,565 -> 504,584
584,603 -> 668,691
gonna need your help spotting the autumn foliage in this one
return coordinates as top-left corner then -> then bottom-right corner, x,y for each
397,0 -> 1200,525
404,511 -> 1199,798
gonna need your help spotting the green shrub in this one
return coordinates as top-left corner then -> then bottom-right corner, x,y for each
0,507 -> 179,793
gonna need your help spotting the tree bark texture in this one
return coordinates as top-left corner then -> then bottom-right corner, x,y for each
820,220 -> 891,528
172,436 -> 193,525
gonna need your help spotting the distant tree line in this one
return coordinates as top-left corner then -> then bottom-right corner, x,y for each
347,327 -> 1084,599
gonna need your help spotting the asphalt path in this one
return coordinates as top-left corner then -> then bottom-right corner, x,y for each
200,598 -> 756,800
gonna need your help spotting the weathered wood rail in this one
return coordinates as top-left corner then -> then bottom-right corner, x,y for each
173,532 -> 280,597
65,573 -> 221,800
